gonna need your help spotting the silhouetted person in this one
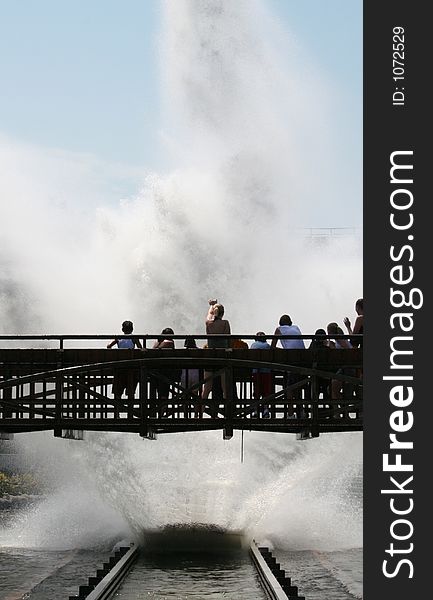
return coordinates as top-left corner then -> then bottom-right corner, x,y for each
205,300 -> 231,348
327,322 -> 354,409
202,300 -> 231,409
107,320 -> 142,406
107,320 -> 142,349
231,338 -> 248,349
308,328 -> 329,349
271,315 -> 305,417
250,332 -> 273,418
153,327 -> 175,350
327,322 -> 351,350
181,336 -> 202,417
344,298 -> 364,348
308,328 -> 331,401
153,328 -> 179,416
271,314 -> 305,349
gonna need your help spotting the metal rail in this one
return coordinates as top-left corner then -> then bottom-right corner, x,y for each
69,540 -> 138,600
250,540 -> 305,599
69,539 -> 301,600
0,333 -> 361,350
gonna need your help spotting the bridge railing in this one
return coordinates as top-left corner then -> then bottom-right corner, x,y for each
0,346 -> 362,438
0,333 -> 361,349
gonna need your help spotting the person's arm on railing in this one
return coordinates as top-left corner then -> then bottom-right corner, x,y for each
134,337 -> 143,349
270,327 -> 279,349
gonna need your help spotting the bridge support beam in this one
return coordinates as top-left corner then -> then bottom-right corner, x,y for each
310,369 -> 320,438
61,429 -> 84,440
0,350 -> 363,439
223,426 -> 233,440
223,366 -> 234,440
140,427 -> 157,440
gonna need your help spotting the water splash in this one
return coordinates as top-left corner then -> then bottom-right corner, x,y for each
3,430 -> 361,552
1,0 -> 361,552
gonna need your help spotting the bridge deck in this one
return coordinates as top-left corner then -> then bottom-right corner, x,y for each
0,348 -> 363,440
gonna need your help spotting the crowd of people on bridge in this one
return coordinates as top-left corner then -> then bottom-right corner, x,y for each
107,297 -> 363,352
106,297 -> 363,416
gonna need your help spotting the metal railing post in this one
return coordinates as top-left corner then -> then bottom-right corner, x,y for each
54,374 -> 63,437
223,365 -> 233,440
311,365 -> 319,438
139,366 -> 150,438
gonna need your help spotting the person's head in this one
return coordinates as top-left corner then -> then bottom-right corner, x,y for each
311,328 -> 327,347
279,314 -> 292,326
184,336 -> 197,349
255,331 -> 267,342
355,298 -> 364,315
327,322 -> 339,335
162,327 -> 174,336
122,320 -> 133,334
213,303 -> 225,319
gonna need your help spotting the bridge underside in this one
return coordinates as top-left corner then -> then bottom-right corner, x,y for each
0,348 -> 363,440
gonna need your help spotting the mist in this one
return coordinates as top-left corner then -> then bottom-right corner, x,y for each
0,0 -> 362,552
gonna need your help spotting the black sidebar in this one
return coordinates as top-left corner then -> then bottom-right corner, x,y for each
364,1 -> 430,598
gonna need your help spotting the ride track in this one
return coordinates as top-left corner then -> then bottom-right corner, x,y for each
0,334 -> 362,441
68,540 -> 305,600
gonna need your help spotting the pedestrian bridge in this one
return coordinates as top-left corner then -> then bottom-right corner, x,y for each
0,335 -> 362,441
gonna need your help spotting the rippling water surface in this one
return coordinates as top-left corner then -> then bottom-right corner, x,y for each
114,548 -> 362,600
0,541 -> 110,599
0,528 -> 362,600
116,551 -> 266,599
0,546 -> 362,599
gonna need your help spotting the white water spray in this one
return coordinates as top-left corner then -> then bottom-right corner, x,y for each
0,0 -> 362,551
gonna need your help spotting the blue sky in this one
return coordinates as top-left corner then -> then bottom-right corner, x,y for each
0,0 -> 361,178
